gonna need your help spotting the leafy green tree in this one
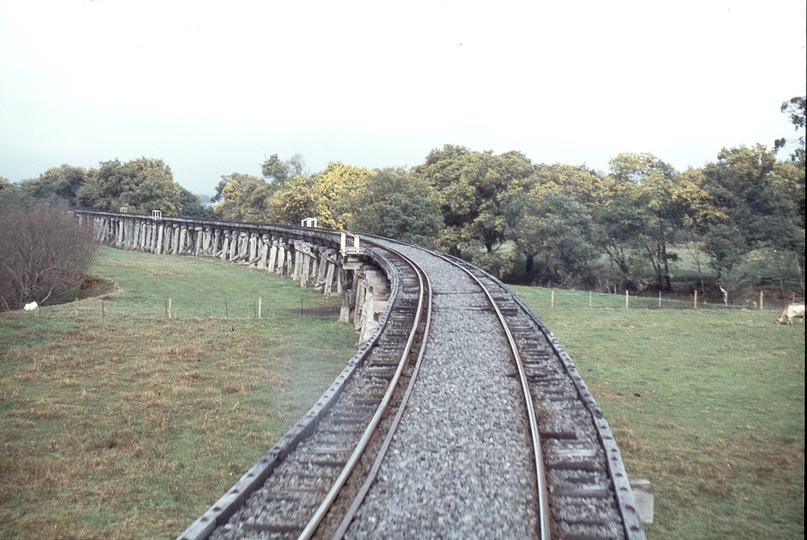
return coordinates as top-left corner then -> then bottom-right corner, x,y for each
267,162 -> 370,228
213,173 -> 272,222
349,168 -> 442,246
0,176 -> 15,199
310,162 -> 371,229
76,158 -> 181,215
774,96 -> 806,163
178,187 -> 214,218
598,153 -> 681,291
20,165 -> 88,206
700,145 -> 778,242
692,143 -> 804,295
415,145 -> 533,255
504,191 -> 598,286
531,163 -> 607,209
696,145 -> 772,278
701,223 -> 746,279
671,167 -> 727,290
261,154 -> 290,184
591,194 -> 649,290
757,159 -> 806,292
267,173 -> 319,225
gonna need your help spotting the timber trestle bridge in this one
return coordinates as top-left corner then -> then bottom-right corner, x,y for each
75,210 -> 647,540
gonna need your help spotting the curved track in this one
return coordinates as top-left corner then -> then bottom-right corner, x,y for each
176,232 -> 644,540
74,211 -> 646,540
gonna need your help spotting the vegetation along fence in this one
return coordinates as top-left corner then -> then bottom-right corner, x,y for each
19,296 -> 337,321
508,286 -> 800,313
22,288 -> 799,322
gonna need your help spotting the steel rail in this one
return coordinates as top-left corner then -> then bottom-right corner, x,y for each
434,252 -> 551,540
297,240 -> 428,540
329,253 -> 434,540
362,237 -> 551,540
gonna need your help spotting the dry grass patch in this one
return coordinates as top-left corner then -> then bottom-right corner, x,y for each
1,249 -> 357,539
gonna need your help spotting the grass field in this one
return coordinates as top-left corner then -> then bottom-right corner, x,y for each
0,248 -> 358,539
1,248 -> 803,539
512,285 -> 805,539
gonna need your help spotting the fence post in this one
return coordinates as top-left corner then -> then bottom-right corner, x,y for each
694,290 -> 698,310
551,289 -> 555,309
168,298 -> 172,319
589,291 -> 592,308
258,297 -> 262,319
101,300 -> 105,318
658,291 -> 662,307
759,290 -> 764,310
625,290 -> 629,310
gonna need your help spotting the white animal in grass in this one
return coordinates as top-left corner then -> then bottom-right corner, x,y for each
776,303 -> 805,325
24,301 -> 38,311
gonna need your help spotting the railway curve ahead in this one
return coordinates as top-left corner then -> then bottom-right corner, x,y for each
341,239 -> 647,540
72,210 -> 644,539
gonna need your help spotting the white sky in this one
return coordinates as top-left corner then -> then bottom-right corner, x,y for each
1,0 -> 805,196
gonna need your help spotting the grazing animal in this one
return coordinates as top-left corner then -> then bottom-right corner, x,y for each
23,301 -> 38,311
776,303 -> 805,325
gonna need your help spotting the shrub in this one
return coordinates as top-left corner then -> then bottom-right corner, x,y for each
0,199 -> 96,311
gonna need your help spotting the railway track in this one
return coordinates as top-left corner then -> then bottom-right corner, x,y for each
177,232 -> 645,540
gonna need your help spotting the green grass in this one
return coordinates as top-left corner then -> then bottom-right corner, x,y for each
0,248 -> 358,539
3,248 -> 803,539
512,284 -> 805,540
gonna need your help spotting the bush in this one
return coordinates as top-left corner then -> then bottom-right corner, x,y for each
0,199 -> 96,311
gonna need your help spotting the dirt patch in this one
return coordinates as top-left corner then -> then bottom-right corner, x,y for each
47,273 -> 116,305
80,276 -> 101,290
587,382 -> 626,402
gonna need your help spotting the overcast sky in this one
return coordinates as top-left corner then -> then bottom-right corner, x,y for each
1,0 -> 804,196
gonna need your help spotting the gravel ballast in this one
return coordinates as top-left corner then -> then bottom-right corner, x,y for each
345,245 -> 540,539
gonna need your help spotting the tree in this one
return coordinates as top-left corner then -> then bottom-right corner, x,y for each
774,96 -> 806,163
531,163 -> 607,209
265,162 -> 372,228
266,172 -> 319,225
286,153 -> 307,177
178,187 -> 214,218
20,164 -> 88,206
261,154 -> 290,184
0,199 -> 96,311
697,145 -> 778,278
415,145 -> 533,255
309,162 -> 371,229
671,167 -> 727,291
601,153 -> 682,291
349,168 -> 442,246
504,191 -> 598,286
213,173 -> 272,222
0,176 -> 15,199
687,144 -> 805,296
591,192 -> 650,290
76,158 -> 182,215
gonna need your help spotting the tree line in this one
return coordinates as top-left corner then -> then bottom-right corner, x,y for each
2,97 -> 804,305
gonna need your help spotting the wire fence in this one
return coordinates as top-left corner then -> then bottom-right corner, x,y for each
13,289 -> 801,321
21,296 -> 339,321
510,287 -> 798,314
